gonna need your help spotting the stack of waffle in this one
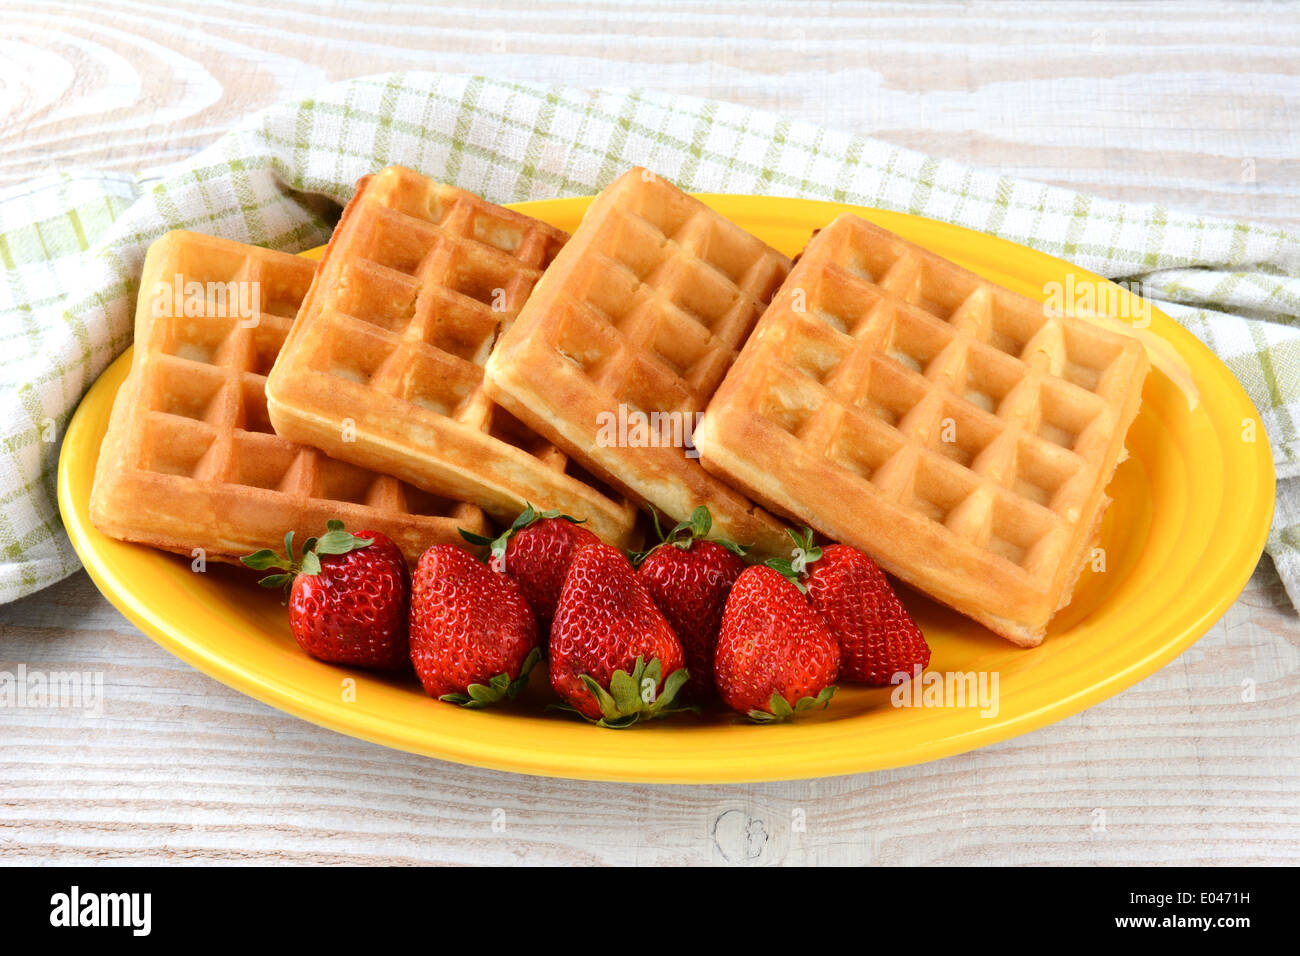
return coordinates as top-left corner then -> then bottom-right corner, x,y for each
91,166 -> 1149,645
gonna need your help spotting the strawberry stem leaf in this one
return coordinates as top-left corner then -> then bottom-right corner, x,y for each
646,504 -> 668,543
467,504 -> 587,567
240,549 -> 279,571
440,647 -> 543,709
765,526 -> 822,590
314,523 -> 372,558
765,558 -> 807,593
745,686 -> 837,724
560,656 -> 698,728
239,520 -> 374,596
632,504 -> 748,566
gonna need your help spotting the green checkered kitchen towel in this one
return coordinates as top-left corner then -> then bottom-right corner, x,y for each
2,72 -> 1297,606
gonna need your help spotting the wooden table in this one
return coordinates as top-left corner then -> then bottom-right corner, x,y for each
3,1 -> 1297,865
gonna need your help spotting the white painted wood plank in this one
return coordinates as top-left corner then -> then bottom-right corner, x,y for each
0,2 -> 1295,222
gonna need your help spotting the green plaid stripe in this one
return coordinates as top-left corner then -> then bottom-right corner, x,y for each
3,72 -> 1297,605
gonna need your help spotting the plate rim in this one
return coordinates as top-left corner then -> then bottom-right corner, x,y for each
56,194 -> 1276,783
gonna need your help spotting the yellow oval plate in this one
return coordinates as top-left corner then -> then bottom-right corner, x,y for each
57,195 -> 1274,783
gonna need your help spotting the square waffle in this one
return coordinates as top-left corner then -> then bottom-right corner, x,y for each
90,230 -> 489,566
483,167 -> 793,554
693,213 -> 1150,646
265,165 -> 636,545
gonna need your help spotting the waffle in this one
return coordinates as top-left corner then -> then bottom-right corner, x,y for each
482,168 -> 793,554
693,213 -> 1150,646
264,166 -> 636,545
90,230 -> 489,567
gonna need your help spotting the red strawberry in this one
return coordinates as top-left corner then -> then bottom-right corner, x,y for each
803,542 -> 931,685
714,565 -> 840,722
408,545 -> 541,707
242,522 -> 409,670
461,505 -> 600,630
549,543 -> 692,727
634,506 -> 746,700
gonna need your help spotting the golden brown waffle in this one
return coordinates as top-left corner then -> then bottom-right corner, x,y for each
265,165 -> 636,545
483,168 -> 793,554
90,230 -> 488,566
694,213 -> 1150,646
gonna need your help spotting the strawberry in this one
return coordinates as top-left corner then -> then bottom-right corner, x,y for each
242,522 -> 410,670
461,504 -> 600,630
408,544 -> 541,707
549,542 -> 692,727
801,540 -> 931,685
713,565 -> 840,722
634,506 -> 746,700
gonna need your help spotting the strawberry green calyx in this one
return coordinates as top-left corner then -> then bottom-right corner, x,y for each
440,647 -> 543,709
552,656 -> 698,729
631,505 -> 747,566
459,503 -> 586,568
240,520 -> 375,598
745,686 -> 837,724
764,526 -> 823,593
